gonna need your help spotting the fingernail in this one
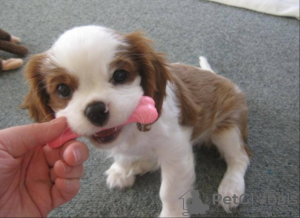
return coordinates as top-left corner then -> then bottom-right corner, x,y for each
73,149 -> 81,163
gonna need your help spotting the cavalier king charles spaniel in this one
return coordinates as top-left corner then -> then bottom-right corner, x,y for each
22,25 -> 251,217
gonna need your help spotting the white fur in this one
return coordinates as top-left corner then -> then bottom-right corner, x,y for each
52,26 -> 143,135
49,26 -> 194,216
107,83 -> 196,217
235,84 -> 243,93
211,126 -> 250,212
46,26 -> 249,217
199,56 -> 214,72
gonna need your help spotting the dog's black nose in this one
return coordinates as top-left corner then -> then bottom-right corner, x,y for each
85,102 -> 109,126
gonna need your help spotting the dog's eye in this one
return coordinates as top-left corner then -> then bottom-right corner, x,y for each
113,69 -> 128,83
57,83 -> 71,98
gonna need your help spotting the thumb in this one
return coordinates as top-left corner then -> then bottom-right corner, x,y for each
0,117 -> 68,157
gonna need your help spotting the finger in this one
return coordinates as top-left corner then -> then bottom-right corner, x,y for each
51,178 -> 80,209
53,160 -> 84,179
62,141 -> 89,166
50,168 -> 57,183
43,145 -> 61,167
0,117 -> 68,157
44,140 -> 88,169
43,139 -> 78,167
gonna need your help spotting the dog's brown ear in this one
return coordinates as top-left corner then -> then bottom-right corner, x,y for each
21,54 -> 54,122
124,32 -> 172,131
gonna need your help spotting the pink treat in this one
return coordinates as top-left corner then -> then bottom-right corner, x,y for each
126,96 -> 157,124
47,96 -> 158,148
47,128 -> 80,149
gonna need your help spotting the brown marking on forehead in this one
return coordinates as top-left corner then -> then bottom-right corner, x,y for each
45,67 -> 79,112
109,51 -> 139,84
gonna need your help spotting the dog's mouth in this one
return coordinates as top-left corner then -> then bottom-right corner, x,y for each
91,126 -> 123,144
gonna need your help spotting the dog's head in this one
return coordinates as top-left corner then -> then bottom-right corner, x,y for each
22,26 -> 171,146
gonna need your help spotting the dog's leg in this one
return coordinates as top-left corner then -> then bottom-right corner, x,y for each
158,137 -> 195,217
211,126 -> 250,212
105,156 -> 159,189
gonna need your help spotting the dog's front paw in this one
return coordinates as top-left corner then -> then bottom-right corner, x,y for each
218,174 -> 245,212
105,163 -> 135,189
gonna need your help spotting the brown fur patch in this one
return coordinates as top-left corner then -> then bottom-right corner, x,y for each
124,32 -> 172,131
22,54 -> 78,122
170,63 -> 251,157
109,52 -> 139,84
46,68 -> 78,112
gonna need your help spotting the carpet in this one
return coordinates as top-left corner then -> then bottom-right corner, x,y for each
0,0 -> 299,217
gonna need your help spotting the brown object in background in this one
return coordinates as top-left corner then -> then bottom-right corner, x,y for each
0,28 -> 29,72
0,40 -> 28,56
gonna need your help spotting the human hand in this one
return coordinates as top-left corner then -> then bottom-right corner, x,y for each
0,117 -> 89,217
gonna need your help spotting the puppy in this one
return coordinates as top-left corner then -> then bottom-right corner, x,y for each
22,25 -> 251,217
